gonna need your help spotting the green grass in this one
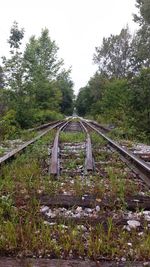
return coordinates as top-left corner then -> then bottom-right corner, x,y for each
0,147 -> 5,157
60,132 -> 86,143
91,132 -> 108,146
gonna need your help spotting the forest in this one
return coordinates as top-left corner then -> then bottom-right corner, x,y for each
76,0 -> 150,143
0,0 -> 150,143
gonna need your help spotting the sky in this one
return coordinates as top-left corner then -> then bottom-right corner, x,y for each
0,0 -> 138,94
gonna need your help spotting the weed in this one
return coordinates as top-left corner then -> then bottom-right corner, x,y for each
0,147 -> 5,157
60,132 -> 85,143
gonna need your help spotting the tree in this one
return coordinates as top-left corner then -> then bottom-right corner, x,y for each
93,27 -> 133,78
1,22 -> 30,127
131,24 -> 150,71
131,1 -> 150,71
57,69 -> 74,115
8,21 -> 24,50
1,23 -> 74,129
76,87 -> 89,116
24,29 -> 63,82
129,68 -> 150,134
23,29 -> 64,112
0,66 -> 4,89
76,73 -> 107,116
134,0 -> 150,25
2,21 -> 25,92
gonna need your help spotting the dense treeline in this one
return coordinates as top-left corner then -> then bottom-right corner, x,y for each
0,23 -> 74,140
76,0 -> 150,142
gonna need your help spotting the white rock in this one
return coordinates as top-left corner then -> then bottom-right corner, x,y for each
95,205 -> 100,212
143,263 -> 150,266
77,225 -> 87,231
43,221 -> 53,226
49,222 -> 56,226
139,192 -> 145,196
74,213 -> 81,218
145,215 -> 150,221
127,220 -> 140,228
138,232 -> 143,236
133,199 -> 140,203
143,211 -> 150,215
60,208 -> 66,212
40,206 -> 49,213
46,209 -> 56,218
60,224 -> 68,229
76,206 -> 82,212
86,208 -> 92,213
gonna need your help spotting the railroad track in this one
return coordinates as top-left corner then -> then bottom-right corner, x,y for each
82,119 -> 150,184
0,120 -> 66,166
0,118 -> 150,266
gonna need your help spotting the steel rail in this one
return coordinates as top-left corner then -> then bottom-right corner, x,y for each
50,121 -> 70,176
27,120 -> 62,132
83,120 -> 150,184
79,121 -> 94,171
0,121 -> 64,166
88,120 -> 110,133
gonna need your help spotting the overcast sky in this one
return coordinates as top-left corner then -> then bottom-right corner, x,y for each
0,0 -> 138,94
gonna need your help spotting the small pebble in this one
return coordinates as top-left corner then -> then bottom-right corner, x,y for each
95,205 -> 100,212
127,220 -> 140,229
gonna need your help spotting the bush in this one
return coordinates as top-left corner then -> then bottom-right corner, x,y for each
0,110 -> 20,141
33,110 -> 64,124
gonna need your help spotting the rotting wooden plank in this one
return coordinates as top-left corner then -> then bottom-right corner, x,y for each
14,194 -> 150,211
39,194 -> 96,208
39,194 -> 150,211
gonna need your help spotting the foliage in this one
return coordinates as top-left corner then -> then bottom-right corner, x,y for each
32,109 -> 64,124
93,27 -> 133,78
0,23 -> 74,136
134,0 -> 150,25
76,73 -> 107,116
76,69 -> 150,142
76,2 -> 150,143
0,110 -> 20,141
129,68 -> 150,135
57,69 -> 74,115
0,66 -> 4,89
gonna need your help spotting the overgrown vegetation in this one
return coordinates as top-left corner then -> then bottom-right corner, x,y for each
0,128 -> 150,260
76,2 -> 150,143
0,22 -> 74,140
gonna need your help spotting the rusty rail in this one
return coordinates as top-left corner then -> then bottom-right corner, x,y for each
49,121 -> 70,176
28,120 -> 63,132
83,120 -> 150,185
0,121 -> 64,166
80,121 -> 94,172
